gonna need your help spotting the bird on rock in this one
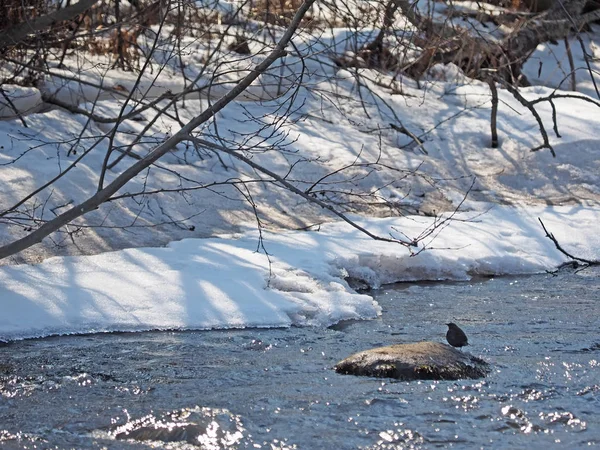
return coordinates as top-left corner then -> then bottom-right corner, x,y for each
446,322 -> 469,348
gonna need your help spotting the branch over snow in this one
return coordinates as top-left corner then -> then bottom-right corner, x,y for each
0,0 -> 316,261
185,136 -> 416,247
538,218 -> 600,267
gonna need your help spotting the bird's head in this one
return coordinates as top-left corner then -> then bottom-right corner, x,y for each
446,322 -> 456,328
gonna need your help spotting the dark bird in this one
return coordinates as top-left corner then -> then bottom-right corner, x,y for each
446,322 -> 469,348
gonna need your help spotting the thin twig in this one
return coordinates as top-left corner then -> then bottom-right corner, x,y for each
186,136 -> 416,247
538,217 -> 599,266
0,87 -> 28,128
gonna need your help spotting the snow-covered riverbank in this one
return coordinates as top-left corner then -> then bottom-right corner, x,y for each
2,5 -> 600,340
1,204 -> 598,340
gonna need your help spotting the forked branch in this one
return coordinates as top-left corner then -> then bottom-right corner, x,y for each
538,218 -> 599,267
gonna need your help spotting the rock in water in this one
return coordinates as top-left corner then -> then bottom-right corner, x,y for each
335,341 -> 489,381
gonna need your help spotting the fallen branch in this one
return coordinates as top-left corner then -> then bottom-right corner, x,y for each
390,123 -> 427,154
538,217 -> 600,267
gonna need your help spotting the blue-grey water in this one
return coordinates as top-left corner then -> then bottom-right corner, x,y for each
1,267 -> 599,449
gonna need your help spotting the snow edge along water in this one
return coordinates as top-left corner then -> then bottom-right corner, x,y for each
0,204 -> 598,341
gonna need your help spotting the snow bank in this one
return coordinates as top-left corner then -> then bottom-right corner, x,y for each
0,204 -> 597,341
0,85 -> 43,119
1,14 -> 599,341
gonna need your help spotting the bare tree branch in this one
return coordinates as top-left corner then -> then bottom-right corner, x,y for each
185,136 -> 416,247
0,0 -> 316,261
538,218 -> 600,266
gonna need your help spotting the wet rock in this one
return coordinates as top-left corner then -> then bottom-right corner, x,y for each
335,341 -> 489,381
113,406 -> 244,446
0,363 -> 12,375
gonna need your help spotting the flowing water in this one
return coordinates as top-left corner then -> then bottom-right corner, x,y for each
1,268 -> 599,449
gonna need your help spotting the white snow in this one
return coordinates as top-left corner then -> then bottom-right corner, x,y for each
1,3 -> 600,340
1,205 -> 598,340
0,85 -> 42,119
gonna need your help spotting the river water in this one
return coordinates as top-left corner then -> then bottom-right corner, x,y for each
1,267 -> 599,449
